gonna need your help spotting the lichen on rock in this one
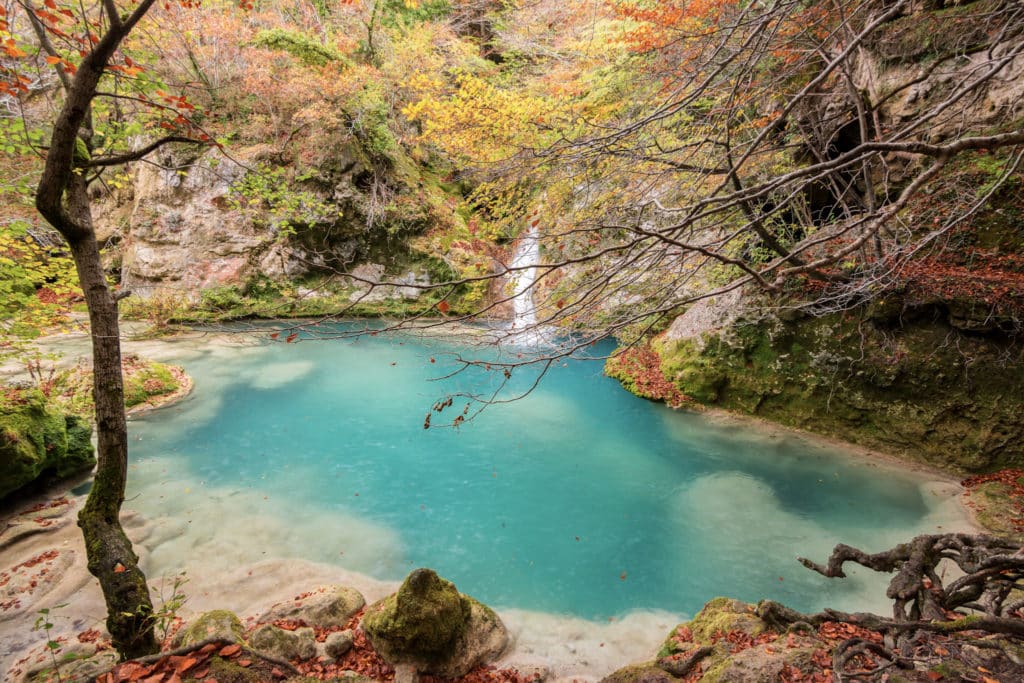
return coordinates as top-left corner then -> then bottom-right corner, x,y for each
249,624 -> 316,661
175,609 -> 245,647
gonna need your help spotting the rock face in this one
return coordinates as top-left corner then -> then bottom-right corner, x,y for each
362,568 -> 508,677
101,148 -> 309,300
648,305 -> 1024,472
0,390 -> 95,500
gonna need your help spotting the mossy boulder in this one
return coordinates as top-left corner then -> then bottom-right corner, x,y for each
249,624 -> 316,661
175,610 -> 245,647
0,389 -> 95,500
362,568 -> 508,677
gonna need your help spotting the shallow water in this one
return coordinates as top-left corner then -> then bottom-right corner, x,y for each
125,326 -> 967,621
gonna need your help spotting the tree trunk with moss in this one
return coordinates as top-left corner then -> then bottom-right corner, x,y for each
33,0 -> 165,659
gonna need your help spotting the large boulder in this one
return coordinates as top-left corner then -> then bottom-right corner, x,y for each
361,568 -> 508,677
0,390 -> 95,500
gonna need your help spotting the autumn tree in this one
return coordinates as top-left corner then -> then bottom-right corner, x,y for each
4,0 -> 222,658
398,0 -> 1024,356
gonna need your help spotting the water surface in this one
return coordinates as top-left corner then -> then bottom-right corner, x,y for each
125,326 -> 966,620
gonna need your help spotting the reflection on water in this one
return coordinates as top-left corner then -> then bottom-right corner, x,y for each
125,327 -> 968,620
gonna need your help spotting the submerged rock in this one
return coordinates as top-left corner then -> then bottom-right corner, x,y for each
175,609 -> 245,647
258,585 -> 365,628
362,568 -> 508,677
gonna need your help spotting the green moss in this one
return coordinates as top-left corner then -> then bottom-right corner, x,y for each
122,359 -> 181,408
196,656 -> 260,683
362,568 -> 469,664
0,389 -> 95,499
686,597 -> 766,644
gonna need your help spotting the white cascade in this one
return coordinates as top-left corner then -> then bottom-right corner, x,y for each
502,211 -> 552,347
509,224 -> 540,331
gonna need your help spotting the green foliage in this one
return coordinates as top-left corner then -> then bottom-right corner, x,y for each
380,0 -> 452,26
33,604 -> 69,683
0,221 -> 81,338
0,118 -> 46,157
228,164 -> 339,235
200,285 -> 244,311
152,572 -> 189,645
349,83 -> 400,162
252,29 -> 350,68
119,293 -> 191,335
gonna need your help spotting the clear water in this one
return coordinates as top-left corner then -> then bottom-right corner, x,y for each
125,326 -> 965,621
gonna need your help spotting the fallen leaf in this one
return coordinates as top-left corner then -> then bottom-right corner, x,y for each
218,644 -> 241,657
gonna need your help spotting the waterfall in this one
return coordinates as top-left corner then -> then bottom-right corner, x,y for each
502,211 -> 551,346
509,222 -> 540,331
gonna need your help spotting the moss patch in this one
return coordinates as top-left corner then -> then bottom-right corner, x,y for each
0,388 -> 95,499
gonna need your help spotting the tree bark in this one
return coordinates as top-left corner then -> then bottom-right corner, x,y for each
64,172 -> 159,659
32,0 -> 163,659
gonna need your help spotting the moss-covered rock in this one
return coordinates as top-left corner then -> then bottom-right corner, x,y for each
0,389 -> 95,499
175,610 -> 245,647
362,568 -> 508,677
249,624 -> 317,661
626,305 -> 1024,473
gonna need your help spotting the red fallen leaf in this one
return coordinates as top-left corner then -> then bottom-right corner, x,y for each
286,333 -> 299,343
272,667 -> 286,678
113,562 -> 126,574
270,332 -> 279,339
218,644 -> 241,657
237,659 -> 252,667
556,299 -> 565,309
191,668 -> 209,679
199,643 -> 218,655
437,301 -> 451,314
430,357 -> 436,363
619,572 -> 627,580
926,673 -> 943,681
530,220 -> 539,227
173,656 -> 198,673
